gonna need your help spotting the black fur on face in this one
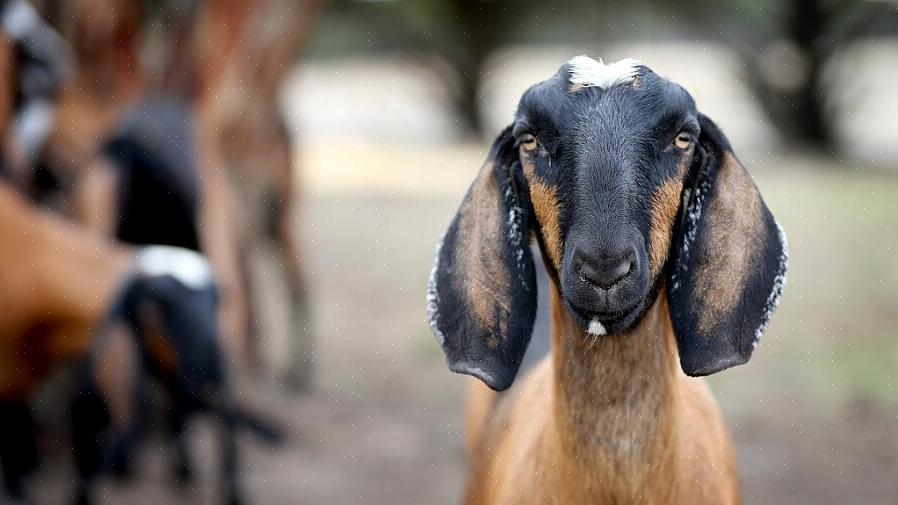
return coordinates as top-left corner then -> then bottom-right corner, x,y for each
513,65 -> 700,336
428,57 -> 788,390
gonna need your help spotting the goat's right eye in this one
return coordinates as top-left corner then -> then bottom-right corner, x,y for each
519,134 -> 539,152
674,131 -> 694,150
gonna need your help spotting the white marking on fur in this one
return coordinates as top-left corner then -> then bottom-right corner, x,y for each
567,55 -> 642,89
504,185 -> 530,291
15,100 -> 54,159
1,0 -> 40,40
136,245 -> 213,290
670,176 -> 711,292
753,220 -> 789,347
587,319 -> 607,336
426,238 -> 445,345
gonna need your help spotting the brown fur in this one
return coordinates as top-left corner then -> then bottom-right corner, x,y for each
523,157 -> 563,270
93,321 -> 139,428
462,285 -> 740,505
647,158 -> 689,277
694,153 -> 762,335
0,183 -> 132,401
464,379 -> 499,459
456,162 -> 511,348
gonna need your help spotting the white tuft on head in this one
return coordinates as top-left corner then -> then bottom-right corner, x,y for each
567,55 -> 642,90
587,319 -> 607,336
136,245 -> 214,290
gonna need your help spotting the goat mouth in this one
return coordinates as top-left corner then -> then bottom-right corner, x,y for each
566,300 -> 642,334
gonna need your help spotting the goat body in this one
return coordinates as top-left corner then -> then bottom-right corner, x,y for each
0,183 -> 256,505
0,183 -> 130,401
464,289 -> 739,505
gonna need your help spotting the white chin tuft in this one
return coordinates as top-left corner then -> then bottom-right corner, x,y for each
587,319 -> 607,336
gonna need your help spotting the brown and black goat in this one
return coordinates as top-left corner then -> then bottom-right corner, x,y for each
0,181 -> 263,505
427,56 -> 788,505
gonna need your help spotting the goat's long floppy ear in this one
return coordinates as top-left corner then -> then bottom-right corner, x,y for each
668,114 -> 788,376
427,126 -> 537,392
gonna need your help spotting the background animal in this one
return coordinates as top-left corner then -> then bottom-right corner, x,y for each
0,182 -> 265,505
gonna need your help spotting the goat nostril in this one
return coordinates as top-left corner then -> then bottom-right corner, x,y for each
577,256 -> 634,290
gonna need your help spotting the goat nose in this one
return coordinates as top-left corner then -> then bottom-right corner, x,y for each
576,249 -> 635,289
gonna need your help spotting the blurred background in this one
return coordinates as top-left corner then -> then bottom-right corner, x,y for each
1,0 -> 897,504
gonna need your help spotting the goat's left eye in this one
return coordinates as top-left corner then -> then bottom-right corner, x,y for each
519,133 -> 539,152
674,132 -> 694,150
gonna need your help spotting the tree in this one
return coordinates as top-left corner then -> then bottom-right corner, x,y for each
691,0 -> 898,153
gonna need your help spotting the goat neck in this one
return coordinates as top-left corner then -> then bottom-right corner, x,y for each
548,282 -> 681,485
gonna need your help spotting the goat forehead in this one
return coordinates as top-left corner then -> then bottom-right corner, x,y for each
517,57 -> 692,135
566,55 -> 644,89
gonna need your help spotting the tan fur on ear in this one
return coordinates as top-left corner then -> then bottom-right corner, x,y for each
455,162 -> 511,348
693,152 -> 763,336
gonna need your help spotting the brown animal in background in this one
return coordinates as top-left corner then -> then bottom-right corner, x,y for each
0,183 -> 131,402
427,56 -> 788,504
215,0 -> 321,387
38,0 -> 320,386
0,181 -> 255,505
24,0 -> 254,370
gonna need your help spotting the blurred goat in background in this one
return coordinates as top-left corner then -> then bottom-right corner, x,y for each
22,0 -> 319,388
1,0 -> 313,503
0,177 -> 266,505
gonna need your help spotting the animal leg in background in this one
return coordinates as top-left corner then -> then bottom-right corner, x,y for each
0,402 -> 40,502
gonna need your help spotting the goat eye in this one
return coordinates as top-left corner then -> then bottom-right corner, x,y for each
674,132 -> 694,150
519,134 -> 539,152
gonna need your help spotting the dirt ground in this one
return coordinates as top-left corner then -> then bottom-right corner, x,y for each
20,140 -> 898,504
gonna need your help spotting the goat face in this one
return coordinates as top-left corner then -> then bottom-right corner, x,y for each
428,56 -> 789,391
122,246 -> 222,402
513,57 -> 702,337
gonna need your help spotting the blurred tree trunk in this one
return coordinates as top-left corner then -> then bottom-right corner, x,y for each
782,0 -> 832,147
740,0 -> 834,150
443,0 -> 506,137
735,0 -> 898,153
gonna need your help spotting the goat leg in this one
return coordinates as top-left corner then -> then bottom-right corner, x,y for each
69,387 -> 110,505
0,402 -> 39,504
219,400 -> 244,505
170,394 -> 194,484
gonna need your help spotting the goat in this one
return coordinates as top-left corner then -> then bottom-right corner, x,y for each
13,0 -> 318,389
0,181 -> 256,505
214,0 -> 321,388
427,56 -> 788,505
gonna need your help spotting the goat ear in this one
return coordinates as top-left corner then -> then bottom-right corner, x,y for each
667,114 -> 788,376
427,126 -> 537,392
